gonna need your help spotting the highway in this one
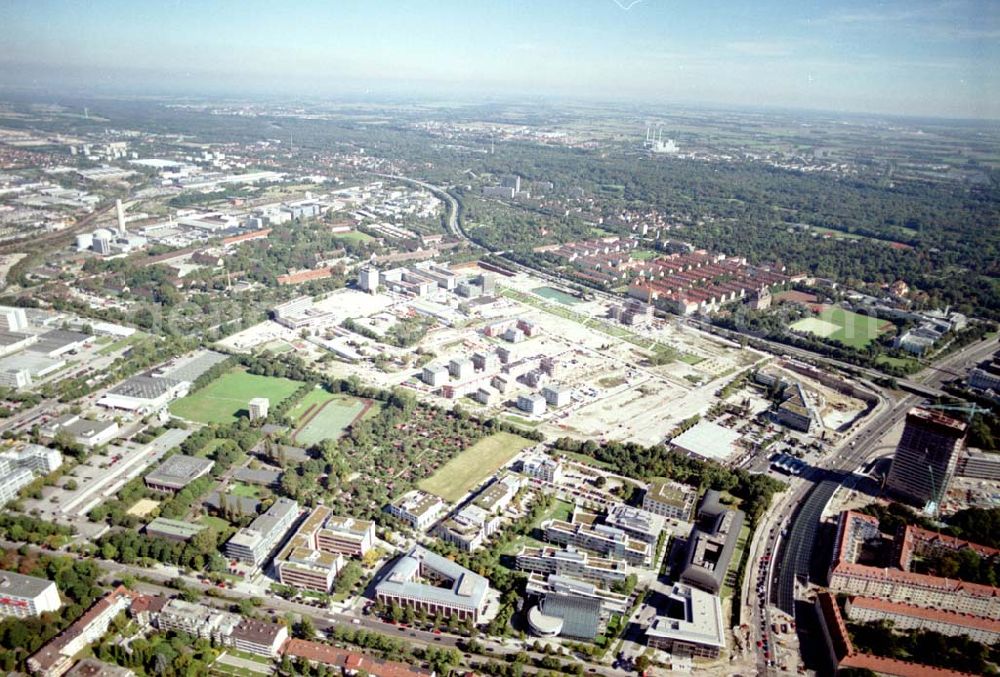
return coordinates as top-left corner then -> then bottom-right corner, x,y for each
745,332 -> 997,674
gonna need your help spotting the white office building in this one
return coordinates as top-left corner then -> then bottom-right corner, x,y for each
0,571 -> 62,618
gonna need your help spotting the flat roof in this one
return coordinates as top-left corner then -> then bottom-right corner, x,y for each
0,352 -> 63,375
0,330 -> 34,347
109,374 -> 183,400
647,478 -> 694,507
646,583 -> 726,649
145,517 -> 207,539
0,569 -> 57,598
671,421 -> 741,462
393,490 -> 444,518
145,454 -> 214,489
161,349 -> 229,382
33,329 -> 90,354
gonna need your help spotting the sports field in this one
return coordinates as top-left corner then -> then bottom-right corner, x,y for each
790,306 -> 891,349
418,432 -> 535,502
291,388 -> 368,445
169,368 -> 303,424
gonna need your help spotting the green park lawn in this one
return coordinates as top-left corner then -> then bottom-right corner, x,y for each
791,306 -> 891,349
418,432 -> 535,502
169,368 -> 302,424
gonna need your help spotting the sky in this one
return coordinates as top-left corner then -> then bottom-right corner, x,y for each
0,0 -> 998,119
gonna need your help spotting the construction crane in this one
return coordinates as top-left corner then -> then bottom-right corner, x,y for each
925,463 -> 941,520
920,402 -> 991,520
922,402 -> 992,423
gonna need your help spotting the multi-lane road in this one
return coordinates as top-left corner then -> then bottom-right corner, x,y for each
745,332 -> 997,674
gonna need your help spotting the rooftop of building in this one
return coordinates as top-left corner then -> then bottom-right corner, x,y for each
29,587 -> 136,672
145,454 -> 214,488
392,489 -> 444,518
108,374 -> 184,400
645,478 -> 694,507
230,617 -> 286,646
670,420 -> 741,462
847,595 -> 1000,633
145,517 -> 207,540
283,639 -> 434,677
645,583 -> 726,650
0,569 -> 57,598
906,407 -> 968,434
33,328 -> 90,354
376,545 -> 488,609
816,592 -> 976,677
65,658 -> 136,677
229,497 -> 300,547
830,510 -> 1000,600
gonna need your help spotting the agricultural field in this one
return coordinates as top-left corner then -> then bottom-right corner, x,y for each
291,389 -> 370,446
418,432 -> 535,502
790,305 -> 892,349
169,368 -> 303,424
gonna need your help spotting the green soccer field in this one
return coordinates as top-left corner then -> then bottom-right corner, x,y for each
792,306 -> 891,349
418,432 -> 535,502
291,391 -> 368,446
169,368 -> 303,424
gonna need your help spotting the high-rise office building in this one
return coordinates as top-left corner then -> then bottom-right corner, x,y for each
885,408 -> 966,509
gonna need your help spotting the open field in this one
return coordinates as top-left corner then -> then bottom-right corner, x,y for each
292,392 -> 368,446
333,230 -> 375,243
288,387 -> 334,421
790,317 -> 840,338
418,432 -> 534,502
169,368 -> 303,424
127,498 -> 159,518
791,306 -> 892,349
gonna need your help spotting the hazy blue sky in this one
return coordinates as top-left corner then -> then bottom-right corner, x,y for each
1,0 -> 998,118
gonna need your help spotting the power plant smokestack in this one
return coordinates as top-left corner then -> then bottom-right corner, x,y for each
115,199 -> 126,236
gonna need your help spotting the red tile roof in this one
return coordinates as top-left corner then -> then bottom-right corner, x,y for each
848,595 -> 1000,633
283,639 -> 435,677
816,593 -> 976,677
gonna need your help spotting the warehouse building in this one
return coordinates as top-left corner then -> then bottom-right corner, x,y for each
98,374 -> 189,413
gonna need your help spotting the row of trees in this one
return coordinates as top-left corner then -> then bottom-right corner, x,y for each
95,523 -> 226,572
0,552 -> 103,672
858,502 -> 1000,549
552,437 -> 784,524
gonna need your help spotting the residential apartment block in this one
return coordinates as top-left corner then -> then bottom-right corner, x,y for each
642,479 -> 696,521
827,511 -> 1000,620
